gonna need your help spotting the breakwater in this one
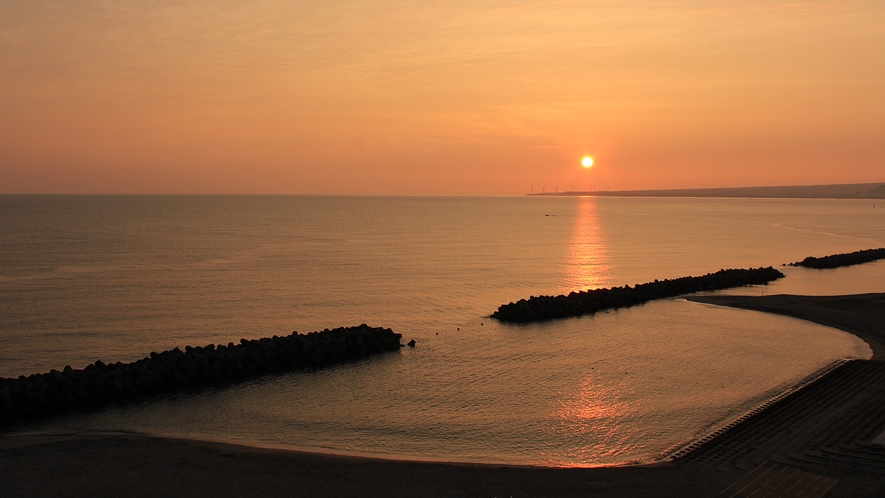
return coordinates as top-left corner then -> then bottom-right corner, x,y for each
789,247 -> 885,269
491,267 -> 784,323
0,325 -> 402,427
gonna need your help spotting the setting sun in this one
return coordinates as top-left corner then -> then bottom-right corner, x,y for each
582,157 -> 594,168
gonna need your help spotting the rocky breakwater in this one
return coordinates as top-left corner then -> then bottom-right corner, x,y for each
789,247 -> 885,269
0,324 -> 402,427
491,267 -> 785,324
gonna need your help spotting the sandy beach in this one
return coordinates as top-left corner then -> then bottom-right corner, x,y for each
3,293 -> 885,497
686,293 -> 885,359
0,431 -> 730,498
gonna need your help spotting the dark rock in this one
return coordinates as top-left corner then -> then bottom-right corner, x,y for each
0,325 -> 402,428
788,247 -> 885,269
491,267 -> 785,324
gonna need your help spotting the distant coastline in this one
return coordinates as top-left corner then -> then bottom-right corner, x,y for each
528,182 -> 885,199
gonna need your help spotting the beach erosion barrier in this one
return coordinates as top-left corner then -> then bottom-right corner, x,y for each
788,247 -> 885,269
0,324 -> 402,427
491,267 -> 785,324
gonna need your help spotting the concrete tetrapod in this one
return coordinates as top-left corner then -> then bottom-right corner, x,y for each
788,247 -> 885,269
491,267 -> 785,323
0,324 -> 403,427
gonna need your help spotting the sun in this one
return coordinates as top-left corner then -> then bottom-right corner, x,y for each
581,156 -> 594,168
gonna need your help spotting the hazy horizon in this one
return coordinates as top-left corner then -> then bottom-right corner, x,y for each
2,1 -> 883,195
1,179 -> 884,198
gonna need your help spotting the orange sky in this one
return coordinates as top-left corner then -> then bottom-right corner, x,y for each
1,1 -> 883,194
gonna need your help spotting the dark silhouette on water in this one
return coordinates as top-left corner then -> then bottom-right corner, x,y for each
0,324 -> 402,427
788,247 -> 885,269
491,267 -> 784,323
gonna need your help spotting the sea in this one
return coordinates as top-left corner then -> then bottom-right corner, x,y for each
1,195 -> 883,467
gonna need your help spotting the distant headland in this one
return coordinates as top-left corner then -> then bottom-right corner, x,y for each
529,182 -> 885,199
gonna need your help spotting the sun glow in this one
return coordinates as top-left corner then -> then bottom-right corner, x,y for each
581,157 -> 594,168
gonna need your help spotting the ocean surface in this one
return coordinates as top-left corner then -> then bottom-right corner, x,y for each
1,195 -> 884,466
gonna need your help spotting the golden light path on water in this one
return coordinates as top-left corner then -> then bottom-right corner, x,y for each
540,196 -> 639,466
562,196 -> 611,293
543,375 -> 636,466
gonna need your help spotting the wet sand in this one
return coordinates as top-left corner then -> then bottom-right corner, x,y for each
0,431 -> 727,498
2,293 -> 885,497
686,293 -> 885,359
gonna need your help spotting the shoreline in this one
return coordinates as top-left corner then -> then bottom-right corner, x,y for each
686,293 -> 885,359
0,429 -> 656,470
0,430 -> 727,498
3,292 -> 885,496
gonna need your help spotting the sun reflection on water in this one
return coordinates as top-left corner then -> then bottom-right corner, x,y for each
538,375 -> 640,467
562,197 -> 610,293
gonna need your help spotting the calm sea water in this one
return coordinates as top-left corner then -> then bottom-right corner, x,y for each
1,196 -> 883,466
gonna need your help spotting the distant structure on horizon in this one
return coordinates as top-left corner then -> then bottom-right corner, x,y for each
528,182 -> 885,199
